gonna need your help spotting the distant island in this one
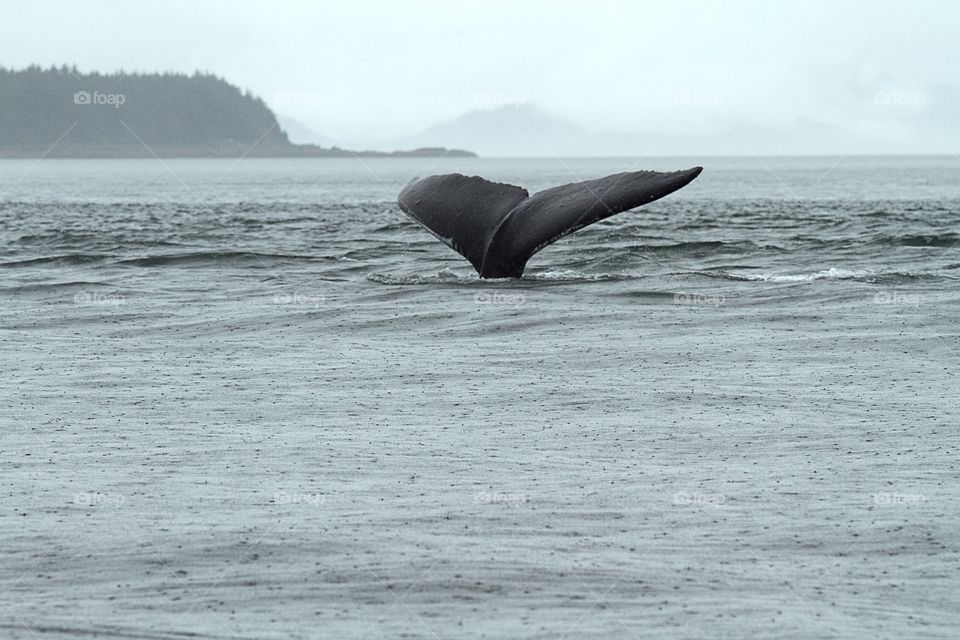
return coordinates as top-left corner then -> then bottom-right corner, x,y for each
0,66 -> 476,158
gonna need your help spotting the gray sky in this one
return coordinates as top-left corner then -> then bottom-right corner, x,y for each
3,0 -> 958,153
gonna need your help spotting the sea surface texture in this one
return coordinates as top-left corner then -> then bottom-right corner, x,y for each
1,157 -> 958,639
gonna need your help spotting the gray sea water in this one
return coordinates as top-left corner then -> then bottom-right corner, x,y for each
1,156 -> 958,639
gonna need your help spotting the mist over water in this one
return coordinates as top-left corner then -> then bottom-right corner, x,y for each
2,156 -> 959,638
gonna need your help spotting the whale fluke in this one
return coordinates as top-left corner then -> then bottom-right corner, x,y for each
398,167 -> 703,278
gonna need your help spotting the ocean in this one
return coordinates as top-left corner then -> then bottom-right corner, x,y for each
1,156 -> 958,639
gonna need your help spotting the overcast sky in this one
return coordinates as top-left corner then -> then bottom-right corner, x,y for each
2,0 -> 958,153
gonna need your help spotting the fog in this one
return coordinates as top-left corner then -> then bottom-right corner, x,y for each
2,0 -> 958,155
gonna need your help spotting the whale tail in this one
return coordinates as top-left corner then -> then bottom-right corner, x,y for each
398,167 -> 703,278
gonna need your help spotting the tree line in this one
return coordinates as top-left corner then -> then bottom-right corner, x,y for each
0,65 -> 292,153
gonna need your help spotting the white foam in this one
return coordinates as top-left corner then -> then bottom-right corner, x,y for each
526,269 -> 620,282
366,268 -> 478,285
726,267 -> 873,282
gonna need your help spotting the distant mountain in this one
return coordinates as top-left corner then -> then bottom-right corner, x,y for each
0,66 -> 475,158
391,103 -> 664,157
390,102 -> 901,157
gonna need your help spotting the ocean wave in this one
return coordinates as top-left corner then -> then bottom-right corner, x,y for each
715,267 -> 873,282
0,254 -> 107,268
366,268 -> 628,286
874,232 -> 960,248
700,266 -> 949,283
113,251 -> 327,267
0,280 -> 115,293
623,240 -> 778,254
366,268 -> 479,285
522,269 -> 628,282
